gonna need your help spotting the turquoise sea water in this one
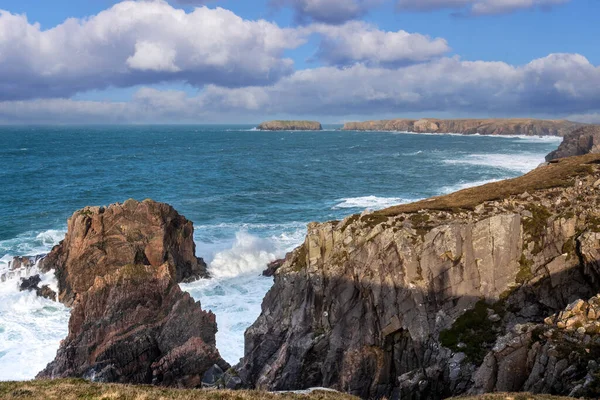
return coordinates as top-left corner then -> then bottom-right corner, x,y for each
0,125 -> 562,379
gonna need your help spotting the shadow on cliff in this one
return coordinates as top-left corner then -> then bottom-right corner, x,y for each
239,258 -> 600,400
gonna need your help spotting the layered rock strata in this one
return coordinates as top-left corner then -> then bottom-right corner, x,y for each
239,153 -> 600,399
342,118 -> 585,136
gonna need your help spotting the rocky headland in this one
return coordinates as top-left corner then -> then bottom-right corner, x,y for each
257,120 -> 323,131
238,150 -> 600,398
35,199 -> 226,387
342,118 -> 585,136
546,125 -> 600,161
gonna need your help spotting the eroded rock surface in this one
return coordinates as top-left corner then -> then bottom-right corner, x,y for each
546,125 -> 600,161
239,154 -> 600,399
40,199 -> 208,306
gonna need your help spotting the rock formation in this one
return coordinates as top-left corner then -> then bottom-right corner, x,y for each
40,198 -> 208,306
1,254 -> 45,282
546,125 -> 600,161
257,120 -> 323,131
239,153 -> 600,399
19,274 -> 57,301
342,118 -> 585,137
37,199 -> 225,387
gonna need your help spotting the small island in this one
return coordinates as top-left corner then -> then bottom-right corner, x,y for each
257,120 -> 323,131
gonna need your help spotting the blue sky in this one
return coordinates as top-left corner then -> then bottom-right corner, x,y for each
0,0 -> 598,123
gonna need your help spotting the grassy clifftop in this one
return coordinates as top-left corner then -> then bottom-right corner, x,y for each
0,379 -> 358,400
257,120 -> 322,131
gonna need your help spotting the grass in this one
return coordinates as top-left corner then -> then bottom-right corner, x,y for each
376,154 -> 600,216
0,379 -> 358,400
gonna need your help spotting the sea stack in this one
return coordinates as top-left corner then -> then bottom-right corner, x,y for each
257,120 -> 323,131
546,125 -> 600,161
37,199 -> 226,387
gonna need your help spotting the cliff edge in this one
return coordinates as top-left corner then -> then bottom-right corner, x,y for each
239,153 -> 600,399
342,118 -> 585,136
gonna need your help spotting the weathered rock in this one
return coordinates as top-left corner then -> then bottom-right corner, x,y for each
257,121 -> 322,131
36,284 -> 57,301
342,118 -> 585,137
37,262 -> 226,387
263,258 -> 286,277
19,274 -> 41,291
238,154 -> 600,399
40,199 -> 208,306
546,125 -> 600,161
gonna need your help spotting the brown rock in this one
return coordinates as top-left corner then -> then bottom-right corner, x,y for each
37,262 -> 226,386
40,199 -> 208,306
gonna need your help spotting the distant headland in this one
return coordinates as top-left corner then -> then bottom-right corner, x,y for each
256,120 -> 322,131
341,118 -> 586,136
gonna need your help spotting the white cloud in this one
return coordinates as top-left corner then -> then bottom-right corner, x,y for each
271,0 -> 381,24
0,1 -> 304,100
2,53 -> 599,123
396,0 -> 570,15
308,21 -> 450,66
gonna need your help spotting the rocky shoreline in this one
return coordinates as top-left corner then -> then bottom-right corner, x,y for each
257,120 -> 323,131
9,126 -> 600,399
342,118 -> 585,136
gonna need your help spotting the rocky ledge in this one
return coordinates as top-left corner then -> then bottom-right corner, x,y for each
238,152 -> 600,399
37,199 -> 225,388
342,118 -> 585,136
257,120 -> 323,131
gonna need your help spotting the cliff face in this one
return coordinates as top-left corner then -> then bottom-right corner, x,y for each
546,125 -> 600,161
257,120 -> 323,131
40,199 -> 208,306
37,199 -> 224,387
342,118 -> 585,137
239,154 -> 600,398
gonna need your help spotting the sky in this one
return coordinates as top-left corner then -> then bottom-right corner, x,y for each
0,0 -> 598,124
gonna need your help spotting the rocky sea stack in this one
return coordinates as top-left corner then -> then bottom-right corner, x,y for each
257,120 -> 323,131
342,118 -> 585,136
546,125 -> 600,161
238,152 -> 600,398
37,199 -> 226,387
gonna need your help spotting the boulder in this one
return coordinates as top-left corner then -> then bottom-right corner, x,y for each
40,199 -> 208,306
19,274 -> 41,291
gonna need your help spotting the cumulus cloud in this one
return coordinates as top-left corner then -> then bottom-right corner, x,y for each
271,0 -> 381,24
0,1 -> 304,100
308,21 -> 450,66
397,0 -> 570,15
2,53 -> 599,123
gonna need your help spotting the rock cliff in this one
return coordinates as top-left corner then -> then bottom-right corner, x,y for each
257,120 -> 323,131
40,199 -> 208,306
342,118 -> 585,137
37,199 -> 224,387
239,153 -> 600,398
546,125 -> 600,161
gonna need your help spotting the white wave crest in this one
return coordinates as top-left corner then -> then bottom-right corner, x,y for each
333,195 -> 411,210
443,153 -> 545,173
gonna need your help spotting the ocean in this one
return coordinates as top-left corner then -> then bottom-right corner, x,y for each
0,125 -> 562,379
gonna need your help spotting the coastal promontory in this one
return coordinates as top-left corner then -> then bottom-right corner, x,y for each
257,120 -> 323,131
342,118 -> 585,136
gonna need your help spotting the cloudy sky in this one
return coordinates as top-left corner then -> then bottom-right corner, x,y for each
0,0 -> 598,124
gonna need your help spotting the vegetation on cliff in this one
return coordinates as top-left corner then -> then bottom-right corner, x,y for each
342,118 -> 585,136
257,120 -> 322,131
